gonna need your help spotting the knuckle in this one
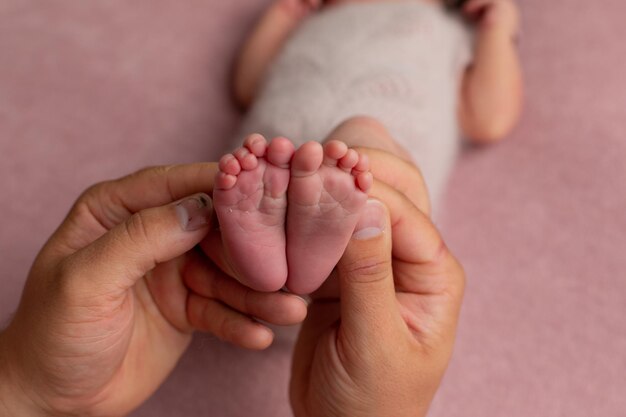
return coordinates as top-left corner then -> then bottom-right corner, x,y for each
241,287 -> 254,314
136,165 -> 178,200
71,181 -> 109,215
134,165 -> 167,177
341,255 -> 392,284
123,211 -> 151,247
218,315 -> 236,341
69,198 -> 98,229
79,180 -> 111,202
70,180 -> 122,230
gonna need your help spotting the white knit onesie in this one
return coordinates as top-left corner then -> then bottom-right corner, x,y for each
238,1 -> 473,206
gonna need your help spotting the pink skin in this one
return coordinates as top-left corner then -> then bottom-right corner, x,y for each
214,135 -> 372,294
286,140 -> 372,294
214,134 -> 294,292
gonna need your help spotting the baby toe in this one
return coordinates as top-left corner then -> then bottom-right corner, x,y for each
234,147 -> 258,171
352,153 -> 370,174
291,141 -> 323,177
216,171 -> 238,190
244,133 -> 268,157
322,140 -> 349,167
266,137 -> 296,168
338,148 -> 359,172
219,154 -> 241,176
356,172 -> 373,193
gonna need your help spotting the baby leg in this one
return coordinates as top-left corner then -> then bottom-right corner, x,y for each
327,116 -> 413,161
325,115 -> 431,216
213,134 -> 294,292
286,140 -> 372,294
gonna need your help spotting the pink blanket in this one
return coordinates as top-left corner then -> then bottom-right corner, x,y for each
1,1 -> 624,415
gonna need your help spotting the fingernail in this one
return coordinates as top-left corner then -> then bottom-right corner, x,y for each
176,194 -> 213,231
352,199 -> 386,240
293,294 -> 311,307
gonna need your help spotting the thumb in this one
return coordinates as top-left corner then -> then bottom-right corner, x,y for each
337,199 -> 404,345
65,193 -> 213,296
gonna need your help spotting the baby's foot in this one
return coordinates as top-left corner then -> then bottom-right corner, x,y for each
286,140 -> 372,294
214,134 -> 295,292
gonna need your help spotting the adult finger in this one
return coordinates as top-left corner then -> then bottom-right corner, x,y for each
352,147 -> 431,216
315,180 -> 461,300
183,256 -> 308,326
96,163 -> 218,226
187,293 -> 276,350
336,199 -> 407,347
369,180 -> 465,299
62,193 -> 213,298
369,181 -> 442,265
49,163 -> 218,256
311,177 -> 439,302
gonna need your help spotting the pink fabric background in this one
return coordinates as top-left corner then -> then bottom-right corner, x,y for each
1,0 -> 625,415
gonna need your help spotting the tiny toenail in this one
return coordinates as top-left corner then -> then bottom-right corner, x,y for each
176,193 -> 213,231
352,199 -> 386,240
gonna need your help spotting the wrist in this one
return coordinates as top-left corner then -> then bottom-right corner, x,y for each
476,22 -> 519,45
0,328 -> 48,417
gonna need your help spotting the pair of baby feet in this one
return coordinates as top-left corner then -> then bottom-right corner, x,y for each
212,134 -> 372,294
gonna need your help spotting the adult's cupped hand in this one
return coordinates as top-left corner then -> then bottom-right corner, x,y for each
290,149 -> 465,417
0,164 -> 306,417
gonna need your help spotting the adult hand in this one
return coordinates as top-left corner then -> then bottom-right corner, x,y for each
290,151 -> 465,417
0,164 -> 306,417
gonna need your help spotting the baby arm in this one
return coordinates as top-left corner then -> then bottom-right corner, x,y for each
233,0 -> 321,108
458,0 -> 523,144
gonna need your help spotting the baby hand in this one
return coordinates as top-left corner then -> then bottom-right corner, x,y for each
463,0 -> 520,38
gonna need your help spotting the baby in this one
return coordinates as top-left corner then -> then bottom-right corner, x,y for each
206,0 -> 522,294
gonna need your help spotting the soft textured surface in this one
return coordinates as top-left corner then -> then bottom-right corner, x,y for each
1,1 -> 625,416
240,1 -> 471,205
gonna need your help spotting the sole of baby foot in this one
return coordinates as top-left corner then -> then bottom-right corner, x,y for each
214,134 -> 295,292
285,140 -> 372,294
